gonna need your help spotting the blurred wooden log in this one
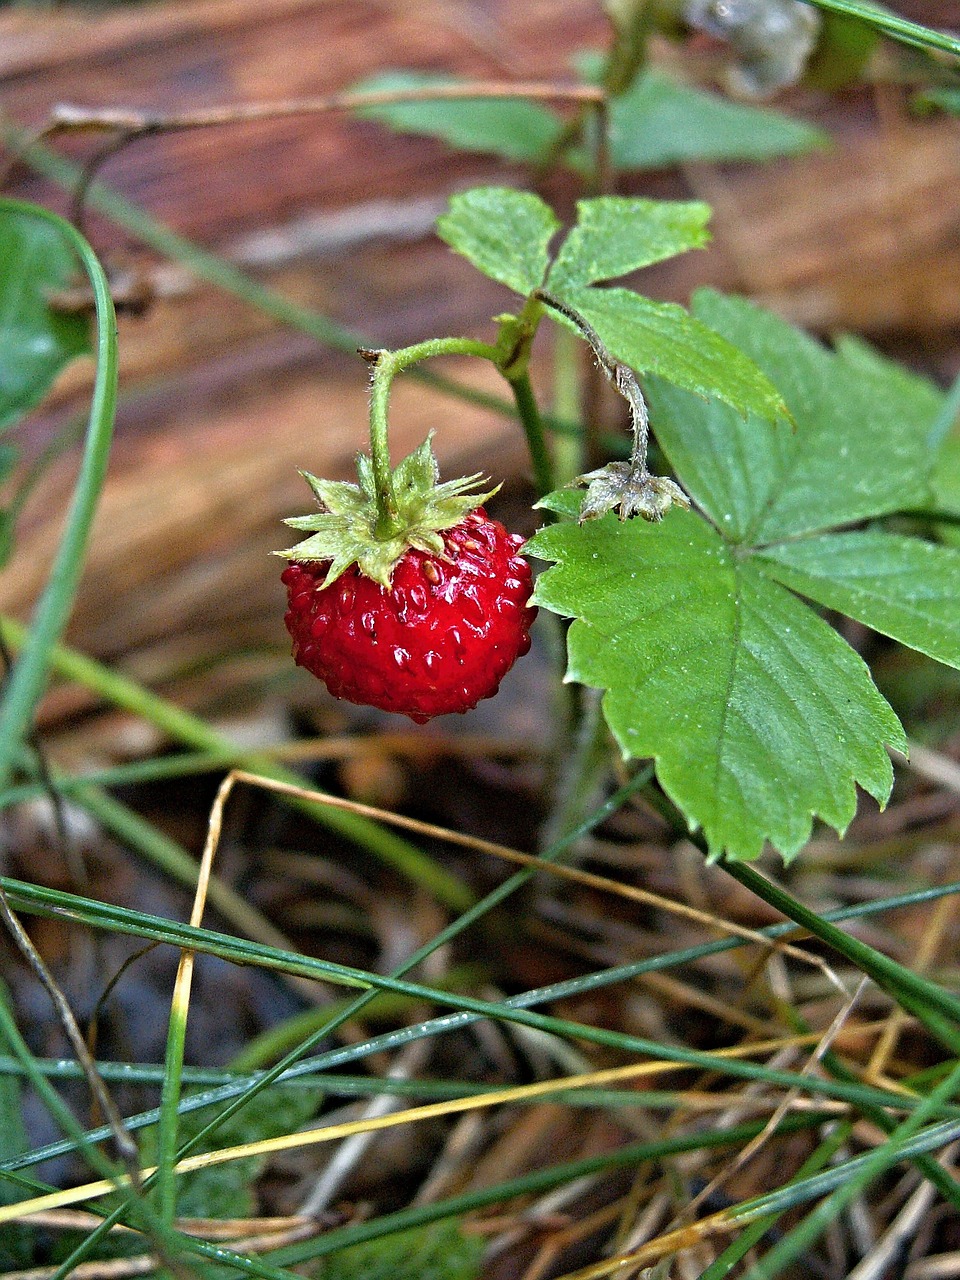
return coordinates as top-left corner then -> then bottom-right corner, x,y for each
686,115 -> 960,334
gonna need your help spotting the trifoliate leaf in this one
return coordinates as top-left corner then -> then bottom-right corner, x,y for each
547,285 -> 787,424
546,196 -> 712,290
0,205 -> 91,431
528,500 -> 905,861
436,187 -> 558,296
646,292 -> 935,542
352,71 -> 565,163
603,68 -> 829,167
532,288 -> 944,864
758,532 -> 960,670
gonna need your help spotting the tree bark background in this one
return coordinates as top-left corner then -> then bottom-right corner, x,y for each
2,0 -> 958,737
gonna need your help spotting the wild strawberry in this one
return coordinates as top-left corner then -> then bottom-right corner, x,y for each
278,436 -> 536,722
281,510 -> 534,722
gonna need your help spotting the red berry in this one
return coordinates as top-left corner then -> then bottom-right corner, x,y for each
281,509 -> 536,723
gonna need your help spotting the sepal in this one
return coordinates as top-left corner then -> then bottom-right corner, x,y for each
393,435 -> 440,498
575,462 -> 690,523
278,436 -> 500,588
355,452 -> 376,501
297,471 -> 368,518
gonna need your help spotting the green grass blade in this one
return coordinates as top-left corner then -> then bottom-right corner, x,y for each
258,1115 -> 829,1267
742,1058 -> 960,1278
802,0 -> 960,58
6,876 -> 960,1177
15,769 -> 655,1273
0,750 -> 241,806
6,873 -> 960,1120
698,1122 -> 853,1280
0,201 -> 117,790
792,1017 -> 960,1213
724,860 -> 960,1052
0,970 -> 200,1272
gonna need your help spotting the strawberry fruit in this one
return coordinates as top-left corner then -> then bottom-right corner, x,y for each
278,437 -> 536,722
282,509 -> 535,722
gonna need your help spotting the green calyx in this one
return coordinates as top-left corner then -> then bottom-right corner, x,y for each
277,434 -> 499,589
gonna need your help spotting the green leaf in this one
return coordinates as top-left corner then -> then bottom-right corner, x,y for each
436,187 -> 559,296
352,71 -> 564,162
320,1221 -> 484,1280
913,87 -> 960,116
757,532 -> 960,670
804,11 -> 878,91
548,284 -> 787,424
933,436 -> 960,520
148,1084 -> 322,1219
835,339 -> 960,543
528,503 -> 904,861
799,0 -> 960,59
0,205 -> 91,430
833,332 -> 945,427
604,69 -> 828,168
546,196 -> 711,290
646,292 -> 935,542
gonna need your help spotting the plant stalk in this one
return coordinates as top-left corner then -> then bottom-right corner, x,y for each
364,336 -> 502,537
508,370 -> 555,497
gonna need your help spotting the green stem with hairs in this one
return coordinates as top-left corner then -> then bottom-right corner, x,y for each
508,370 -> 555,497
364,336 -> 500,537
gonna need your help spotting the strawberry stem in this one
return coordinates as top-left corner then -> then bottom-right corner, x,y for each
366,337 -> 501,539
534,289 -> 690,521
534,290 -> 651,477
509,371 -> 554,496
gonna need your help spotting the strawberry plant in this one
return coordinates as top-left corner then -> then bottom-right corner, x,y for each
272,182 -> 958,862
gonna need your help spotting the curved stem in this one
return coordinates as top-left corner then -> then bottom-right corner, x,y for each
366,351 -> 399,536
365,337 -> 501,538
535,289 -> 649,473
0,200 -> 118,790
